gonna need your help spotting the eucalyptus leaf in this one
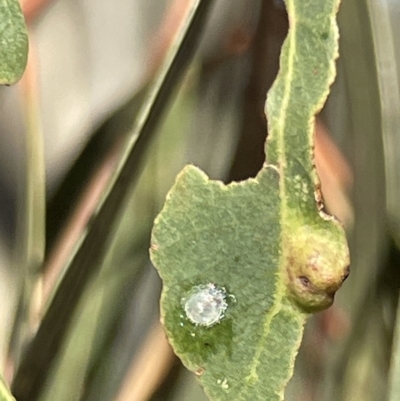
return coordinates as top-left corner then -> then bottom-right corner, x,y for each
0,0 -> 28,84
150,0 -> 349,400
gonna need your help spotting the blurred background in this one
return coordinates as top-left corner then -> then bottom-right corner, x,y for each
1,0 -> 400,400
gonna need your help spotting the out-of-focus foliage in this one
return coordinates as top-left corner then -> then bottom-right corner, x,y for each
0,377 -> 15,401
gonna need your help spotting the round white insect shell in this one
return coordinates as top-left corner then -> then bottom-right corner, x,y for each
182,283 -> 228,327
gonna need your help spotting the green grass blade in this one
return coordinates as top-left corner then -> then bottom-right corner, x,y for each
0,0 -> 28,84
9,61 -> 46,366
150,0 -> 349,400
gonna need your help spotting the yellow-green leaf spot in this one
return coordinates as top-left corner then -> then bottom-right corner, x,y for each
0,0 -> 29,85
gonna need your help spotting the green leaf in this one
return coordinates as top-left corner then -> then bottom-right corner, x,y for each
152,166 -> 306,400
151,0 -> 349,400
0,0 -> 28,84
265,0 -> 349,313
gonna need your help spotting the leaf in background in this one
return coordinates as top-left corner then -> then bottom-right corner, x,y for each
319,0 -> 392,399
0,377 -> 15,401
150,0 -> 349,400
367,1 -> 400,398
12,1 -> 215,400
388,294 -> 400,401
8,45 -> 46,367
367,0 -> 400,249
0,0 -> 28,84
